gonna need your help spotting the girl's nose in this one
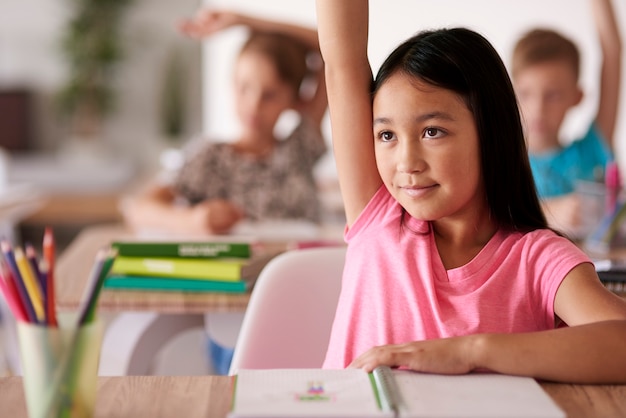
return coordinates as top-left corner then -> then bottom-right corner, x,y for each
396,140 -> 425,173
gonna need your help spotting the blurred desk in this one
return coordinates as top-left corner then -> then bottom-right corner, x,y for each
11,153 -> 139,252
584,245 -> 626,298
21,193 -> 123,226
1,375 -> 626,418
55,222 -> 344,313
55,222 -> 343,375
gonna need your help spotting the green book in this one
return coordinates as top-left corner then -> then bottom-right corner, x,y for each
104,275 -> 249,293
111,241 -> 251,259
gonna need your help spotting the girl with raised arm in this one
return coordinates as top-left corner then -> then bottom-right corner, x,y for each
316,0 -> 626,383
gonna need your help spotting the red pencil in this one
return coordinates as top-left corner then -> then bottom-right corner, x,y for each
0,267 -> 27,322
43,227 -> 58,327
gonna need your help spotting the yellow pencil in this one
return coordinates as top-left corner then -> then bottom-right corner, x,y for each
14,247 -> 45,322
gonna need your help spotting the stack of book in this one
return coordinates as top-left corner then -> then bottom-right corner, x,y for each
105,240 -> 277,294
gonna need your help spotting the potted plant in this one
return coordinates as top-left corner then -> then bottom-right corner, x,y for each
58,0 -> 133,142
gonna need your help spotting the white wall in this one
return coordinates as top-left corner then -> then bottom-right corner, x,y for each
202,0 -> 626,181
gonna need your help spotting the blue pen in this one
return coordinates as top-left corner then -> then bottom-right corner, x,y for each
1,241 -> 37,323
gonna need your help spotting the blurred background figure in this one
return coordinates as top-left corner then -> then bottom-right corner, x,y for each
120,9 -> 327,237
511,0 -> 622,238
120,7 -> 327,375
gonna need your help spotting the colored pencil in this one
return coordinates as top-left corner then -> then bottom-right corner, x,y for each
76,249 -> 106,326
14,247 -> 45,322
43,227 -> 58,327
0,269 -> 27,322
25,243 -> 47,307
77,248 -> 116,326
1,240 -> 37,323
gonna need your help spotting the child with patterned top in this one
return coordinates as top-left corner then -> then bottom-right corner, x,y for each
316,0 -> 626,383
122,9 -> 328,235
512,0 -> 622,237
120,8 -> 328,376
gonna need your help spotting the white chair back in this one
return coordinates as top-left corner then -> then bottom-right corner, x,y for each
228,246 -> 346,375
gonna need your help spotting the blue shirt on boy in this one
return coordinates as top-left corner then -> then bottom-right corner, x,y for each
529,123 -> 612,198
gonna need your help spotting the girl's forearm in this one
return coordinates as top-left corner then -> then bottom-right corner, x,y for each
472,320 -> 626,384
316,0 -> 369,66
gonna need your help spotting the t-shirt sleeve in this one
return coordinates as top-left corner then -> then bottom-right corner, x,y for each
525,231 -> 592,327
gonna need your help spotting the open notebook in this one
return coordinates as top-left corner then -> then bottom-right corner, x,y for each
229,368 -> 565,418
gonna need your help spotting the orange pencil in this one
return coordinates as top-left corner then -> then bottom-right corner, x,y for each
43,227 -> 58,327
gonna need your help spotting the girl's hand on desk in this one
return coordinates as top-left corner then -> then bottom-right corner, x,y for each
191,199 -> 244,234
349,336 -> 478,375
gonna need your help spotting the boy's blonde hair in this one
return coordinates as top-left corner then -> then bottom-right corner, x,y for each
512,29 -> 580,80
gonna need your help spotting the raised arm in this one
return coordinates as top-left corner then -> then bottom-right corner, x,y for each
591,0 -> 622,147
180,9 -> 327,126
316,0 -> 382,226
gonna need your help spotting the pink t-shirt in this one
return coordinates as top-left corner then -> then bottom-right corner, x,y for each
323,186 -> 591,369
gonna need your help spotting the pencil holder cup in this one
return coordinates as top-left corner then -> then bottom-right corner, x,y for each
17,319 -> 103,418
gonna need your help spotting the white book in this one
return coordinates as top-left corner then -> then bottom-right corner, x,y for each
228,368 -> 565,418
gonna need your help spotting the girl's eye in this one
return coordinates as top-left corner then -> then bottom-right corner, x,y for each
424,127 -> 444,139
378,131 -> 396,142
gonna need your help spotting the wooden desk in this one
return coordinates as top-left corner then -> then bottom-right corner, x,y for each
54,223 -> 331,375
56,222 -> 344,313
22,193 -> 123,226
1,375 -> 625,418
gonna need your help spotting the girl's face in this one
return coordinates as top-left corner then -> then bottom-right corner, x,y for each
373,72 -> 485,224
233,50 -> 296,138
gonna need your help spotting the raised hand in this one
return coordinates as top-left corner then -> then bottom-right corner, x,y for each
179,10 -> 242,39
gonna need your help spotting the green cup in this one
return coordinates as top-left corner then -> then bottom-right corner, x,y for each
17,319 -> 103,418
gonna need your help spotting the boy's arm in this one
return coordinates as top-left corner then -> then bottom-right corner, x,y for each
592,0 -> 622,148
316,0 -> 382,226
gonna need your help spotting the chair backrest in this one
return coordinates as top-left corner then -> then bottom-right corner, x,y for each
228,246 -> 346,375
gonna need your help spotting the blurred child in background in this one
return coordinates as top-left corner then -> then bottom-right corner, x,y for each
120,8 -> 327,375
511,0 -> 622,237
121,9 -> 327,236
